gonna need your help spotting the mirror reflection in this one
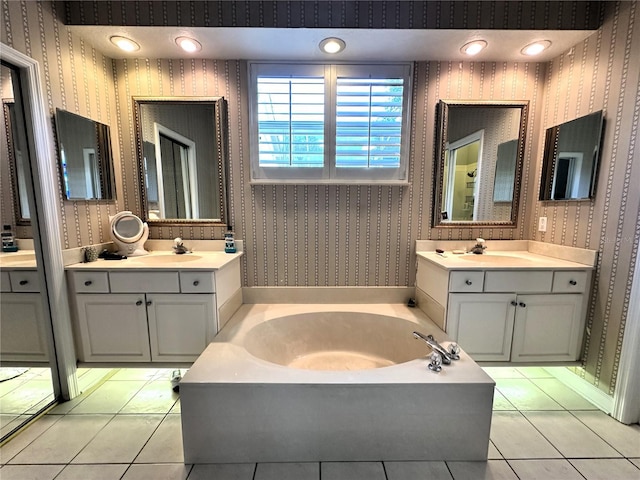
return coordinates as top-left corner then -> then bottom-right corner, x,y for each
3,99 -> 30,223
539,110 -> 604,201
134,97 -> 228,225
434,100 -> 528,227
54,109 -> 115,200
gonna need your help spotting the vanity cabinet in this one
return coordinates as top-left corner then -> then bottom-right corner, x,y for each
416,256 -> 591,363
0,270 -> 49,362
68,260 -> 241,364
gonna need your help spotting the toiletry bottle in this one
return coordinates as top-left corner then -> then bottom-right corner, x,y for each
1,225 -> 18,252
224,231 -> 236,253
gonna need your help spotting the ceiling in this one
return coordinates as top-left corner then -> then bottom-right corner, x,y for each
68,26 -> 596,62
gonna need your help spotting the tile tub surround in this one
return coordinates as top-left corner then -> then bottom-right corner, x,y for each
180,303 -> 494,463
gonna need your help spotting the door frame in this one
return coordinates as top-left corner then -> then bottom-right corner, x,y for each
1,43 -> 79,401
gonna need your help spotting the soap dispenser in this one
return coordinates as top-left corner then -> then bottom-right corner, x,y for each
1,225 -> 18,252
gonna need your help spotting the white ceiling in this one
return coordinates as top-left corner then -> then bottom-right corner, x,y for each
69,26 -> 596,62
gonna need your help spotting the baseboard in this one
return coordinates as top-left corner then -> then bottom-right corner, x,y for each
547,367 -> 614,414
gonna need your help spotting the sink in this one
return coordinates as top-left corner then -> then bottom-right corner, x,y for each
133,254 -> 203,265
458,254 -> 534,265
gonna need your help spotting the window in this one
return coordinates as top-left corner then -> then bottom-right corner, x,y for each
249,62 -> 412,184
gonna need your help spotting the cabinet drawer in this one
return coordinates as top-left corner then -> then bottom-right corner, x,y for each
0,271 -> 10,292
449,271 -> 484,292
484,270 -> 552,293
71,271 -> 110,293
109,272 -> 180,293
9,270 -> 40,292
180,271 -> 215,293
552,271 -> 588,293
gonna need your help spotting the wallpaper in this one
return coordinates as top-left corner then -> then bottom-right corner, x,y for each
528,0 -> 639,394
1,0 -> 122,249
2,0 -> 638,396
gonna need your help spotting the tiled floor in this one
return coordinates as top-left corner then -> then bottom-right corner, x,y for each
0,367 -> 638,479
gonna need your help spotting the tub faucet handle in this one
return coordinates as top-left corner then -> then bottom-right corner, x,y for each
427,352 -> 443,372
447,343 -> 461,360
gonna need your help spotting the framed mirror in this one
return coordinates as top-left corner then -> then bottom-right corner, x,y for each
133,97 -> 229,226
539,110 -> 604,201
3,99 -> 30,224
54,109 -> 116,200
433,100 -> 528,227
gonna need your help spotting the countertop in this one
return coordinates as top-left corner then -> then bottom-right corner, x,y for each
66,250 -> 243,271
416,250 -> 594,271
0,251 -> 37,269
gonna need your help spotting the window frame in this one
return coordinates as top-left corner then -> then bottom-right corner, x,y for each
249,61 -> 413,185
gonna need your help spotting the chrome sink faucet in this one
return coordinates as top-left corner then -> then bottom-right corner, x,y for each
469,237 -> 487,254
412,332 -> 459,365
173,237 -> 191,254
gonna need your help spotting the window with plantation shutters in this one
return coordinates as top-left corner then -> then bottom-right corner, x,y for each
249,62 -> 412,184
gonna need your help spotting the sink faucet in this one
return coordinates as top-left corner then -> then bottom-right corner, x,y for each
469,237 -> 487,255
173,237 -> 191,255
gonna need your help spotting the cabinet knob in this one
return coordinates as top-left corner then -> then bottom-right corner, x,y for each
146,300 -> 152,306
510,300 -> 518,306
465,280 -> 473,286
569,279 -> 577,286
519,302 -> 527,308
193,280 -> 200,286
19,280 -> 28,285
84,280 -> 92,286
136,300 -> 143,306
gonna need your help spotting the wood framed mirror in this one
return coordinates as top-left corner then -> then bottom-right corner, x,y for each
433,100 -> 528,228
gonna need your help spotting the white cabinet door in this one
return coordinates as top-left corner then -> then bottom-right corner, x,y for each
146,294 -> 216,362
0,292 -> 49,362
75,294 -> 151,362
448,293 -> 516,361
511,294 -> 584,362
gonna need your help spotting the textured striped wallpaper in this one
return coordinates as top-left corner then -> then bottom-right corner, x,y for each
2,0 -> 638,396
529,0 -> 639,395
1,0 -> 121,249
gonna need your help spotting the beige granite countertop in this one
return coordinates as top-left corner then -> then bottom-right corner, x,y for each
416,250 -> 595,271
0,250 -> 37,269
66,250 -> 243,271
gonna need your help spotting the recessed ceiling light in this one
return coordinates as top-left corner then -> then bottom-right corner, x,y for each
461,40 -> 487,56
109,36 -> 140,52
521,40 -> 552,56
319,37 -> 346,54
176,36 -> 202,53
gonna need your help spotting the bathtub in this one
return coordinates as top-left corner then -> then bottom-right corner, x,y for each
180,304 -> 494,463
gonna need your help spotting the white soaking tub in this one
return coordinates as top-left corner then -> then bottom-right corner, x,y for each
180,303 -> 494,463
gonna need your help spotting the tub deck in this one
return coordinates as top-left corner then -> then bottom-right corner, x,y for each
180,304 -> 495,463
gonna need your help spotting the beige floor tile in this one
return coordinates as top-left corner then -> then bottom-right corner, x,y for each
508,459 -> 583,479
120,380 -> 179,414
628,458 -> 640,469
321,462 -> 386,480
0,464 -> 64,480
0,380 -> 54,414
446,460 -> 518,479
72,415 -> 164,463
8,414 -> 112,464
69,380 -> 146,414
188,463 -> 256,480
530,378 -> 598,410
134,414 -> 183,463
55,464 -> 129,480
515,367 -> 554,379
570,458 -> 640,479
571,410 -> 640,458
0,414 -> 61,465
109,368 -> 162,381
488,441 -> 503,460
122,463 -> 192,480
523,411 -> 622,458
495,379 -> 563,410
385,461 -> 453,480
170,399 -> 181,414
492,390 -> 517,410
482,367 -> 525,379
254,462 -> 319,480
490,411 -> 562,459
